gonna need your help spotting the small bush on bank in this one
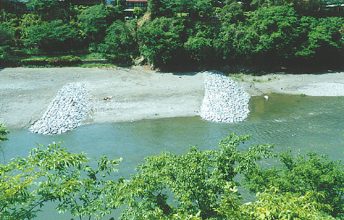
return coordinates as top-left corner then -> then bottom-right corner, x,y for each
0,47 -> 11,66
21,55 -> 82,67
0,47 -> 22,67
0,123 -> 9,142
0,23 -> 15,46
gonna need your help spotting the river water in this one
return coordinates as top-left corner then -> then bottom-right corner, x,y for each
1,94 -> 344,219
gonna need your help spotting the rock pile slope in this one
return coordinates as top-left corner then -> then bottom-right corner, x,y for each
30,83 -> 90,135
200,72 -> 250,123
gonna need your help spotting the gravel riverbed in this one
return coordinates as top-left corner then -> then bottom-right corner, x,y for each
1,68 -> 343,130
29,71 -> 251,134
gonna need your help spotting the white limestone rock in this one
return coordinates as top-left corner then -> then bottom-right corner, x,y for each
200,71 -> 250,123
30,83 -> 91,135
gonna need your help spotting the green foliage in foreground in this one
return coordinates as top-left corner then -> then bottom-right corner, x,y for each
120,134 -> 273,219
241,188 -> 336,220
246,152 -> 344,218
0,143 -> 122,219
0,134 -> 342,219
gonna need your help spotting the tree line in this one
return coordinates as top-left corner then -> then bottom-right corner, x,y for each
0,0 -> 343,70
0,126 -> 343,219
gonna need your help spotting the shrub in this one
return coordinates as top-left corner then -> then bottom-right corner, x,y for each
21,56 -> 82,66
0,134 -> 342,219
232,6 -> 299,62
47,56 -> 82,66
77,4 -> 123,43
245,152 -> 344,217
0,143 -> 121,219
121,134 -> 273,219
26,0 -> 72,20
0,24 -> 15,66
295,16 -> 344,63
133,7 -> 145,18
137,17 -> 186,68
101,20 -> 138,65
21,20 -> 81,52
184,22 -> 220,66
0,123 -> 9,142
0,46 -> 12,67
241,189 -> 335,220
0,23 -> 15,46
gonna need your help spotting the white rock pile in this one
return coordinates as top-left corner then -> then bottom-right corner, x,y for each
200,71 -> 250,123
30,83 -> 91,135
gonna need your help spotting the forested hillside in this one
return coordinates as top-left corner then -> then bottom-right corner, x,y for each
1,0 -> 343,70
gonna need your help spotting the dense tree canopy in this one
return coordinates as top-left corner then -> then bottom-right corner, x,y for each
225,5 -> 300,64
26,0 -> 74,20
0,0 -> 343,69
185,21 -> 220,66
245,152 -> 344,218
138,17 -> 187,68
21,20 -> 80,52
0,143 -> 121,219
142,1 -> 343,69
241,189 -> 336,220
120,134 -> 273,219
77,4 -> 122,43
295,16 -> 344,63
101,20 -> 138,65
0,23 -> 15,46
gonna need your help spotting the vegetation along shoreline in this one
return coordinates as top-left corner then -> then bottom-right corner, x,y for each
1,0 -> 343,71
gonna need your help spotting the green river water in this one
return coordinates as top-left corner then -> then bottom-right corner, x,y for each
1,94 -> 344,219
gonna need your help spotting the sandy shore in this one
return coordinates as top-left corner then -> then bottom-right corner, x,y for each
236,72 -> 344,96
0,67 -> 204,128
0,67 -> 343,128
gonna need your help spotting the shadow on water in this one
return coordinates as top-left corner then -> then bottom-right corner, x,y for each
0,145 -> 5,163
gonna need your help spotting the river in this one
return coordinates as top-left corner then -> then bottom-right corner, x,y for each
1,94 -> 344,219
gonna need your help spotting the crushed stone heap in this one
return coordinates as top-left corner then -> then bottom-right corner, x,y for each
200,71 -> 250,123
30,83 -> 91,135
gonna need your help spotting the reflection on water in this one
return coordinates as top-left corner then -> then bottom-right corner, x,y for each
1,94 -> 344,219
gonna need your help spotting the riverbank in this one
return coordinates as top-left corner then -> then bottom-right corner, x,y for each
0,67 -> 204,129
0,67 -> 343,129
236,72 -> 344,96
